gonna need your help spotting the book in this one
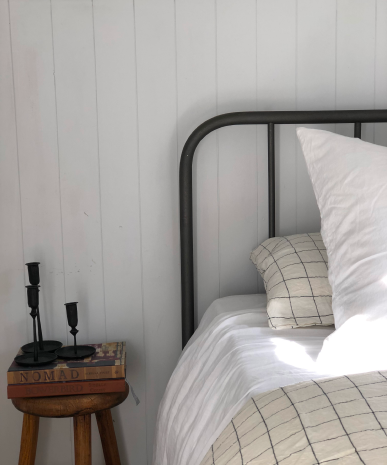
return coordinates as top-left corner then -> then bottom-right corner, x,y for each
8,341 -> 126,385
7,378 -> 126,399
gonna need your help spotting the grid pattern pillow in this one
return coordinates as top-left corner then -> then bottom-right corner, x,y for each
250,232 -> 333,329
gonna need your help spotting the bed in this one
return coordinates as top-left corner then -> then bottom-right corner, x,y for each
154,110 -> 387,465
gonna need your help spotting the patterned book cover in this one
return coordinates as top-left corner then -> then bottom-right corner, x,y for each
7,341 -> 126,385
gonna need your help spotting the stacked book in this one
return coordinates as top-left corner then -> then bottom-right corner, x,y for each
7,341 -> 126,399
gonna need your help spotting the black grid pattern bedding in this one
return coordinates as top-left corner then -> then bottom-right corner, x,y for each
200,371 -> 387,465
250,233 -> 334,329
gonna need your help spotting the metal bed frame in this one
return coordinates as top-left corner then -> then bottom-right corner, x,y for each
179,109 -> 387,348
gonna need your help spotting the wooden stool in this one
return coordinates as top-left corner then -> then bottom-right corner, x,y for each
12,383 -> 129,465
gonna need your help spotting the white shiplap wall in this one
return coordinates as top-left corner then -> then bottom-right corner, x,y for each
1,1 -> 387,464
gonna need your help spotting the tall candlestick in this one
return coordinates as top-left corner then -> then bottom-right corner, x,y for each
14,285 -> 58,367
21,262 -> 63,355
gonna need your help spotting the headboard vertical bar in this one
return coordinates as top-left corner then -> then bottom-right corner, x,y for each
180,139 -> 195,349
268,123 -> 275,238
354,122 -> 362,138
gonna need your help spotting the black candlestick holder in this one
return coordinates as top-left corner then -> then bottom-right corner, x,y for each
55,302 -> 96,360
21,262 -> 63,354
14,285 -> 58,367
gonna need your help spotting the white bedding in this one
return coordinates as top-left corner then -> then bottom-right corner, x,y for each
153,294 -> 336,465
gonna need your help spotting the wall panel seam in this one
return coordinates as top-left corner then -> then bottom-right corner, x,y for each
50,0 -> 69,347
132,0 -> 148,462
215,0 -> 221,298
91,0 -> 108,344
173,0 -> 182,312
373,0 -> 377,142
7,0 -> 28,335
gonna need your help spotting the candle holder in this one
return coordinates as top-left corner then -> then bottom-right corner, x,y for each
55,302 -> 96,360
21,262 -> 63,354
14,285 -> 58,367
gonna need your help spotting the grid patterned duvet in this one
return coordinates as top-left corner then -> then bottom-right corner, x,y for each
200,371 -> 387,465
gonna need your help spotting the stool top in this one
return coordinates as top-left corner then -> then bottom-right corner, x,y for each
12,383 -> 129,418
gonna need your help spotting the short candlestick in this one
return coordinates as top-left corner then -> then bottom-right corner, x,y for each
55,302 -> 96,360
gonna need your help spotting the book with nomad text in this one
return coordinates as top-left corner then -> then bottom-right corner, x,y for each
7,341 -> 126,385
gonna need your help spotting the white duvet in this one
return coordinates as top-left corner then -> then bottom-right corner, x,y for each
153,295 -> 336,465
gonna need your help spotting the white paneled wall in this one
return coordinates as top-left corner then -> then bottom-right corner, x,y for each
1,1 -> 387,464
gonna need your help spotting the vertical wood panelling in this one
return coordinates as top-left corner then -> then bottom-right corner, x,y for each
10,0 -> 67,344
217,0 -> 259,298
297,0 -> 337,111
51,0 -> 106,345
175,0 -> 218,324
375,0 -> 387,147
92,0 -> 147,463
0,1 -> 26,463
257,0 -> 297,236
8,1 -> 72,463
296,0 -> 336,233
336,0 -> 376,141
134,0 -> 181,458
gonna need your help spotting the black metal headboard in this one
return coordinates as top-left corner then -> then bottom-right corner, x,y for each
179,109 -> 387,348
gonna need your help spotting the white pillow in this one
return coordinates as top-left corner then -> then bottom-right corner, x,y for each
297,128 -> 387,373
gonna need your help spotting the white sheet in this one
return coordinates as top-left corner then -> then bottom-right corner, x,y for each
153,294 -> 336,465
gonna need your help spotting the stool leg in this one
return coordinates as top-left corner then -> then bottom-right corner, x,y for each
74,414 -> 91,465
96,409 -> 121,465
18,413 -> 40,465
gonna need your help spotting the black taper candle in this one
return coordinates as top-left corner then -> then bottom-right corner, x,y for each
26,262 -> 40,285
65,302 -> 79,355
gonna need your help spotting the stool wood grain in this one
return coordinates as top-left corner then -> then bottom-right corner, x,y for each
96,409 -> 121,465
12,383 -> 129,465
18,414 -> 39,465
74,414 -> 92,465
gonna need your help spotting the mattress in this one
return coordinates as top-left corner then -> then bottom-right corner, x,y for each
153,294 -> 336,465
